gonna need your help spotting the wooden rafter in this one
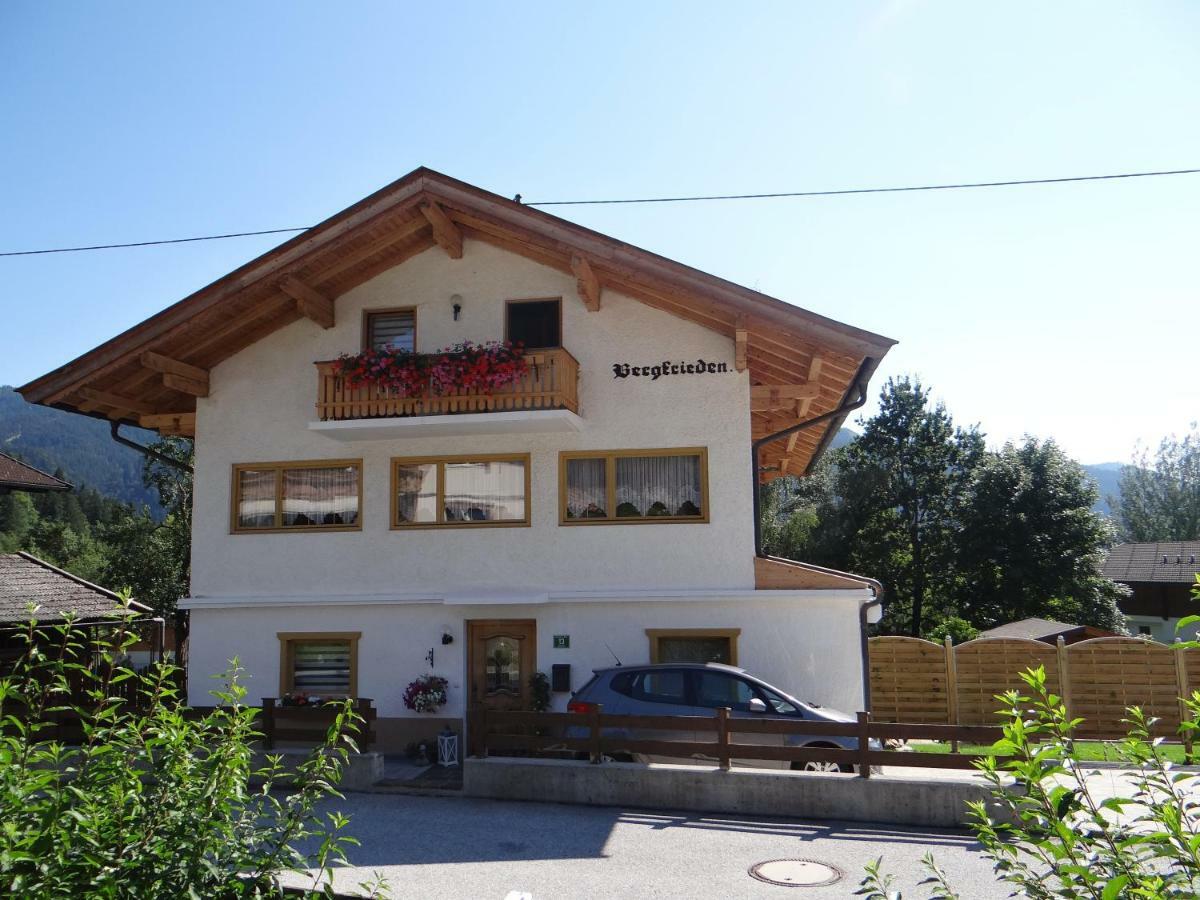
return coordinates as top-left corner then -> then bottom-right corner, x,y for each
735,315 -> 748,372
750,383 -> 821,412
139,412 -> 196,436
278,275 -> 335,329
139,348 -> 210,398
570,255 -> 601,312
420,200 -> 463,259
78,388 -> 157,416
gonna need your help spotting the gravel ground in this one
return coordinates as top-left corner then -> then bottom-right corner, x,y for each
285,792 -> 1011,900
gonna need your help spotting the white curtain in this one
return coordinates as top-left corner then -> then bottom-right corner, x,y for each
615,454 -> 702,518
281,466 -> 359,527
443,460 -> 526,522
564,457 -> 607,518
237,469 -> 276,528
395,463 -> 437,523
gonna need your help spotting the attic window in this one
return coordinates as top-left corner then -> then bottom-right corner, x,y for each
505,299 -> 561,350
365,309 -> 415,352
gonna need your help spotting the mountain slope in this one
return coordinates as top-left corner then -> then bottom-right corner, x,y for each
0,386 -> 161,513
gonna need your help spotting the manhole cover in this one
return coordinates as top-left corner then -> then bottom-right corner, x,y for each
748,858 -> 843,888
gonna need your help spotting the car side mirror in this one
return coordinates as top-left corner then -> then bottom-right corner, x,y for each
748,698 -> 767,714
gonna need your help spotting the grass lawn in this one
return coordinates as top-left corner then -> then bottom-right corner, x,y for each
908,741 -> 1193,764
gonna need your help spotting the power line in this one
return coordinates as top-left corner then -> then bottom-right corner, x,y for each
0,227 -> 312,257
525,166 -> 1200,206
2,166 -> 1197,257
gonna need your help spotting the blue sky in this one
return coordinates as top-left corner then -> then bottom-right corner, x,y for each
2,2 -> 1197,463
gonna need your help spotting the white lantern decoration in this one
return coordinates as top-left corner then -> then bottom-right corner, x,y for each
438,727 -> 459,768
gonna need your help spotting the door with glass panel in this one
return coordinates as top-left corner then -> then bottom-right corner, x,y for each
467,620 -> 536,712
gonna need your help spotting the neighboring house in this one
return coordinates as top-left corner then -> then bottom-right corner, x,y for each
0,452 -> 71,493
978,617 -> 1120,645
0,551 -> 153,665
1103,541 -> 1200,642
18,168 -> 896,750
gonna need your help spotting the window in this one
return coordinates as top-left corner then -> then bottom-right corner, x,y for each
505,298 -> 561,349
278,632 -> 360,697
560,449 -> 708,524
392,454 -> 530,528
619,669 -> 690,706
232,461 -> 361,533
364,309 -> 416,352
647,628 -> 739,665
693,671 -> 758,712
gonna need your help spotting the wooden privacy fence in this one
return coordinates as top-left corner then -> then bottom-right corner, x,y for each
471,706 -> 1009,778
870,636 -> 1200,740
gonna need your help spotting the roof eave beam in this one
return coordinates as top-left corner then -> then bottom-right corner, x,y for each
278,275 -> 335,329
420,200 -> 464,259
570,255 -> 602,312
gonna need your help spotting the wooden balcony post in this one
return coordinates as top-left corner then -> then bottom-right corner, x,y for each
717,707 -> 731,771
857,711 -> 871,779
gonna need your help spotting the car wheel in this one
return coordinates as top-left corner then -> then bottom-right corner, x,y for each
792,743 -> 850,773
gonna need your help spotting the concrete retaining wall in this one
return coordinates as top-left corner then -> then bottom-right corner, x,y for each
465,757 -> 1005,828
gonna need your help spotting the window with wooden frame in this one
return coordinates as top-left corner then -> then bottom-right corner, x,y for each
646,628 -> 740,665
504,298 -> 561,350
559,448 -> 709,524
278,632 -> 360,697
392,454 -> 531,528
231,460 -> 362,533
363,308 -> 416,352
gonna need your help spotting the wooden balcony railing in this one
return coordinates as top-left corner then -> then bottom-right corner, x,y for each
315,348 -> 580,421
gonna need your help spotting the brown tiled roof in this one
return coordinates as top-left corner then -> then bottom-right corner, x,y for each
0,452 -> 71,492
0,552 -> 151,624
1102,542 -> 1200,585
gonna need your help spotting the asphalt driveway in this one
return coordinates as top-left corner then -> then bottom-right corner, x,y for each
287,792 -> 1009,899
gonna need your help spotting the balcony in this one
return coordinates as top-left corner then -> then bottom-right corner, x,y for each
309,348 -> 582,441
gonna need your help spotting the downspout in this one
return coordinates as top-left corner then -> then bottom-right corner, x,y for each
110,421 -> 194,475
751,359 -> 882,710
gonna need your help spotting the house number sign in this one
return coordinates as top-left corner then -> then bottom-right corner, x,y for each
612,359 -> 731,381
553,634 -> 570,649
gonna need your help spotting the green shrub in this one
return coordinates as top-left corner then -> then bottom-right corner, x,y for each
0,610 -> 387,898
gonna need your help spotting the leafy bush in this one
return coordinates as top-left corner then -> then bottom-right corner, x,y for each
0,610 -> 385,898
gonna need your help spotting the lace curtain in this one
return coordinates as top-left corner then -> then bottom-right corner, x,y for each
565,453 -> 703,519
281,465 -> 359,527
237,469 -> 276,529
564,457 -> 607,518
443,460 -> 526,522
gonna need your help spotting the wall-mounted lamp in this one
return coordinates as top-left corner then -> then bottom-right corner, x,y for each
441,627 -> 454,645
451,294 -> 462,321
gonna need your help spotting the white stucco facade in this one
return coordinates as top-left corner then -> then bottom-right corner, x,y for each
181,238 -> 873,743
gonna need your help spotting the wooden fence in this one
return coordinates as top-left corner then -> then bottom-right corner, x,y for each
870,635 -> 1200,740
471,706 -> 1009,778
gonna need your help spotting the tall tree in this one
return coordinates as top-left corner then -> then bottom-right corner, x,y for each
957,438 -> 1127,631
1117,423 -> 1200,541
840,377 -> 984,636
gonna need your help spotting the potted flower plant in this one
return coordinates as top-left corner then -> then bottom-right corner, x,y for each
403,675 -> 448,713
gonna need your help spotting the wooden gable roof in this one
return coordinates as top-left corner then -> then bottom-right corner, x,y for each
18,168 -> 895,478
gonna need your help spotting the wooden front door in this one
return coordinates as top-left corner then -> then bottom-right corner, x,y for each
467,619 -> 537,711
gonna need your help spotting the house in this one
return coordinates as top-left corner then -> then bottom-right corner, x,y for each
0,452 -> 71,493
1103,541 -> 1200,642
18,168 -> 896,751
0,551 -> 154,666
977,617 -> 1120,645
